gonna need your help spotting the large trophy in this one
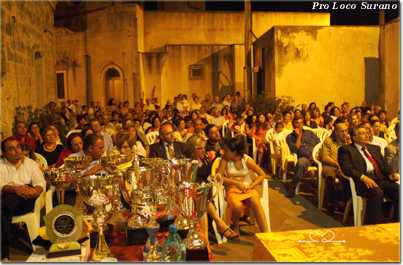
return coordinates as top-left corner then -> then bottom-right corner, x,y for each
44,167 -> 75,204
63,155 -> 89,212
171,159 -> 199,231
144,158 -> 175,221
121,165 -> 156,244
177,182 -> 213,252
79,173 -> 117,261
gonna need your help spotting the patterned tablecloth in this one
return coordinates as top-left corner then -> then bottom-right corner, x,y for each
254,223 -> 400,262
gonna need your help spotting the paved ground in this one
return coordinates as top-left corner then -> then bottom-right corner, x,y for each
212,180 -> 341,262
9,180 -> 343,262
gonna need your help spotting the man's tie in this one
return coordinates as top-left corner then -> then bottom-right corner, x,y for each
362,146 -> 383,179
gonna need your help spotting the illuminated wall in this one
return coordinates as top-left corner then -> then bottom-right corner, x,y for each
55,28 -> 86,103
142,11 -> 330,51
1,1 -> 56,136
268,26 -> 380,109
384,19 -> 400,117
85,4 -> 140,105
140,10 -> 330,103
56,6 -> 329,106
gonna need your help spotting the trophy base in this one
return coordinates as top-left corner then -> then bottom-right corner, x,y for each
90,230 -> 112,249
186,248 -> 209,261
177,229 -> 189,240
126,228 -> 148,245
157,215 -> 176,233
46,242 -> 81,259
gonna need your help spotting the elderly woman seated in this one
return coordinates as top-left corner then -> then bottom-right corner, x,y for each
186,135 -> 240,243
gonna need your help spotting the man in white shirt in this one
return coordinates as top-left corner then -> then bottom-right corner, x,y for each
90,119 -> 114,154
1,137 -> 46,259
81,134 -> 107,176
210,107 -> 226,128
364,122 -> 388,156
190,95 -> 202,110
181,95 -> 190,112
144,98 -> 156,112
211,96 -> 223,113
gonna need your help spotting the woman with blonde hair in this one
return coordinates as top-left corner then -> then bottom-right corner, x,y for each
35,127 -> 64,168
187,135 -> 240,244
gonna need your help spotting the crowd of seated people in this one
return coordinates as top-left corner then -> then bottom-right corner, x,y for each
0,92 -> 400,260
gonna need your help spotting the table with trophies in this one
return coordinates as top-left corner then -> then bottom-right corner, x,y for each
38,152 -> 218,262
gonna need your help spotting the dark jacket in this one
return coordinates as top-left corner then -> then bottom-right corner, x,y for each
149,141 -> 190,159
338,143 -> 390,196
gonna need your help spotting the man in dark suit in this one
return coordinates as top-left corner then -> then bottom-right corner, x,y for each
149,122 -> 190,159
338,124 -> 399,225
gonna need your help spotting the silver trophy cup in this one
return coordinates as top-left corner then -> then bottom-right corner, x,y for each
177,182 -> 213,250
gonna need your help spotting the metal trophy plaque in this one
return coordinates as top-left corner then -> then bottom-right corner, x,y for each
45,204 -> 83,258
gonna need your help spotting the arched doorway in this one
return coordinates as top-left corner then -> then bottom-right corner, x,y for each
104,67 -> 124,104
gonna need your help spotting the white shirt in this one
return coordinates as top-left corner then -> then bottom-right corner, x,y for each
66,151 -> 85,159
145,104 -> 156,112
0,157 -> 46,191
182,99 -> 190,111
101,131 -> 114,153
132,141 -> 147,158
371,136 -> 388,156
190,101 -> 201,110
211,116 -> 226,128
80,159 -> 108,176
204,114 -> 214,124
354,143 -> 375,176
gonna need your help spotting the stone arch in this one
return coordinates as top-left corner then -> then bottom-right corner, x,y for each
101,63 -> 125,105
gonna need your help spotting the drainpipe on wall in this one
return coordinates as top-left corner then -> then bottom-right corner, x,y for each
378,11 -> 386,110
84,13 -> 92,104
244,0 -> 252,103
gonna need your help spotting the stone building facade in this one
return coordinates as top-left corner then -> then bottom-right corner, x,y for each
0,1 -> 399,136
54,3 -> 330,107
1,1 -> 56,136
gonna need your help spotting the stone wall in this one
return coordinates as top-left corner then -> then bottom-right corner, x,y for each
55,3 -> 141,106
1,1 -> 56,136
55,4 -> 330,107
55,27 -> 86,103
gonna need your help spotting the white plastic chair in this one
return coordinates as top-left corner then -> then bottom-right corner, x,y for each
222,120 -> 230,138
314,128 -> 332,142
265,129 -> 280,176
212,156 -> 272,236
343,175 -> 366,226
46,186 -> 55,215
65,129 -> 82,139
251,137 -> 257,161
34,152 -> 48,172
311,142 -> 324,209
146,131 -> 159,145
12,191 -> 46,243
211,157 -> 227,244
143,122 -> 152,132
260,178 -> 272,232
